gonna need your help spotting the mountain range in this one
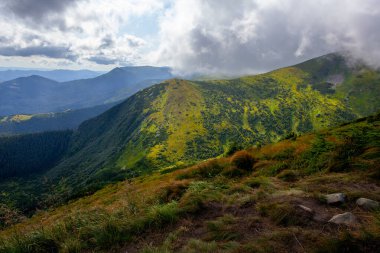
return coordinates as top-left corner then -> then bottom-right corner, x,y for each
0,53 -> 379,211
0,69 -> 104,83
0,66 -> 173,116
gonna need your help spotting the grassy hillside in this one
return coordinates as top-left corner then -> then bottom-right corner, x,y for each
0,112 -> 378,252
0,53 -> 379,215
44,54 -> 380,195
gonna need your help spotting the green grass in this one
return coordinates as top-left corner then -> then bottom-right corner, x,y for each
0,113 -> 380,252
2,53 -> 379,216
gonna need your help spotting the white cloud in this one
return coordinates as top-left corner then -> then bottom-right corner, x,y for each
152,0 -> 380,75
0,0 -> 379,74
0,0 -> 168,70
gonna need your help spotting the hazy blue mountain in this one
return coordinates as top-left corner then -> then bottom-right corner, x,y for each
0,69 -> 104,82
0,66 -> 173,116
0,102 -> 119,135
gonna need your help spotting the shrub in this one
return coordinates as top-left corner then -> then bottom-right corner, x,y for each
176,159 -> 229,179
0,204 -> 25,228
294,134 -> 335,174
327,134 -> 367,172
231,151 -> 256,171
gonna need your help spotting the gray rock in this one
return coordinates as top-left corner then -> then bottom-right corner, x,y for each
328,212 -> 357,226
298,205 -> 314,214
325,193 -> 346,204
356,198 -> 379,210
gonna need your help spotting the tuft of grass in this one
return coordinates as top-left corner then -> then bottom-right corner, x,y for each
145,201 -> 180,228
231,151 -> 256,171
244,176 -> 271,189
176,158 -> 229,180
179,181 -> 223,213
315,231 -> 380,253
271,147 -> 295,161
221,166 -> 247,178
158,181 -> 190,203
60,238 -> 82,253
258,202 -> 312,227
0,202 -> 181,252
277,170 -> 300,182
181,239 -> 218,253
1,230 -> 60,253
205,214 -> 240,241
265,161 -> 289,176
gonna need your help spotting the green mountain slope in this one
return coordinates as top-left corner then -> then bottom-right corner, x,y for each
0,53 -> 379,210
1,112 -> 379,252
48,54 -> 379,189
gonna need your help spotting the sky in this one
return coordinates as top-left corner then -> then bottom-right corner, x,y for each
0,0 -> 379,75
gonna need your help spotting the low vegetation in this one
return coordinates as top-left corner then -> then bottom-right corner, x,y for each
0,112 -> 379,252
1,53 -> 380,218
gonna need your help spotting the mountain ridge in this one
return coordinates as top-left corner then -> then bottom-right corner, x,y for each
0,66 -> 173,116
0,69 -> 104,83
42,53 -> 379,195
0,53 -> 379,213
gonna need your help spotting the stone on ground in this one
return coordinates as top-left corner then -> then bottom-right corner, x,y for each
356,198 -> 379,210
325,193 -> 346,204
328,212 -> 357,226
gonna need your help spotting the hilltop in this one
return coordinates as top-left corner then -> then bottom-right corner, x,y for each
0,112 -> 379,252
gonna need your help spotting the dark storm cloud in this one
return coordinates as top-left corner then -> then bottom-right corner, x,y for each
2,0 -> 78,22
0,46 -> 78,61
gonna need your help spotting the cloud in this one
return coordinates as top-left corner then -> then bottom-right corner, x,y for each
1,0 -> 79,29
0,0 -> 379,74
0,0 -> 166,69
0,46 -> 77,61
87,56 -> 118,65
152,0 -> 380,75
